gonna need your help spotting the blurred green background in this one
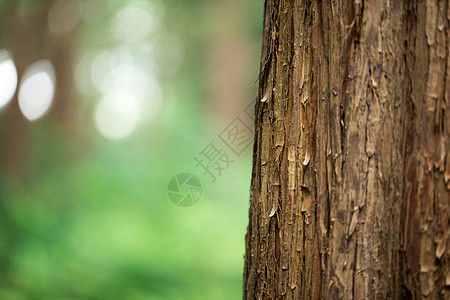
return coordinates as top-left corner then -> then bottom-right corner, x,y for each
0,0 -> 263,299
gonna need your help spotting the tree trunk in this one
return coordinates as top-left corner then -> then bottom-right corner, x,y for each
244,1 -> 449,299
206,0 -> 254,120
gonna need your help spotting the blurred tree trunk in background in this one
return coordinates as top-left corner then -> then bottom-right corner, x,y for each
43,0 -> 78,137
206,0 -> 253,120
0,0 -> 34,180
44,1 -> 79,161
0,0 -> 78,181
244,1 -> 449,299
49,31 -> 77,133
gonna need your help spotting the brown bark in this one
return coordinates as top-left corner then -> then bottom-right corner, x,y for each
244,0 -> 449,299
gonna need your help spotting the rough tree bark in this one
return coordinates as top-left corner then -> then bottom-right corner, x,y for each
244,0 -> 449,299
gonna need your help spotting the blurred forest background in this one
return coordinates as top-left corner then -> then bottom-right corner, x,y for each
0,0 -> 263,298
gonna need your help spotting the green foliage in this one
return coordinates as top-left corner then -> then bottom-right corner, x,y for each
0,130 -> 251,299
0,0 -> 262,298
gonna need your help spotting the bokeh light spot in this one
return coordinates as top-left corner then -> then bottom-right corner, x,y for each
94,91 -> 140,140
138,77 -> 163,122
111,2 -> 162,43
18,60 -> 56,121
0,50 -> 18,110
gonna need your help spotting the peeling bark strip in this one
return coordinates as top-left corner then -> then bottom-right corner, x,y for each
244,0 -> 449,299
